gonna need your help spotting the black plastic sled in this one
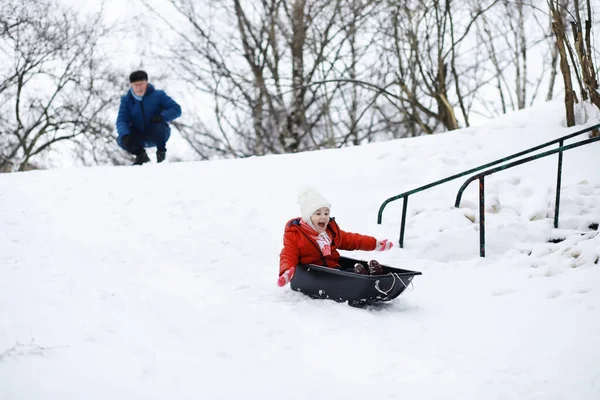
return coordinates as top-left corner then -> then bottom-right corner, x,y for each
290,256 -> 422,307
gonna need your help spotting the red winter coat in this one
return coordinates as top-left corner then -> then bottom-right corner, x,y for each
279,217 -> 377,276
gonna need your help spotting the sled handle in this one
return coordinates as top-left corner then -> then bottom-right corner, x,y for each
375,273 -> 414,296
374,273 -> 397,296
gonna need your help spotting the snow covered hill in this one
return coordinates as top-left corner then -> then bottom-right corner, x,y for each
1,100 -> 600,399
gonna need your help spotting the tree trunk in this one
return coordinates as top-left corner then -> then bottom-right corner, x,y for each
546,41 -> 559,101
550,9 -> 576,126
284,0 -> 307,153
437,62 -> 459,130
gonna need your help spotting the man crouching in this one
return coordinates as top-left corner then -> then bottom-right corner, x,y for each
115,70 -> 182,165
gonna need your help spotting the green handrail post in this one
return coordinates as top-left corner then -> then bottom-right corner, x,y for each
399,196 -> 408,248
554,139 -> 564,228
479,176 -> 485,257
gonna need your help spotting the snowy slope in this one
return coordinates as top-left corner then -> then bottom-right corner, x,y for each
1,100 -> 600,399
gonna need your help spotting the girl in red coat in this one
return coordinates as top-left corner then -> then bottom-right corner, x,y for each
277,187 -> 394,287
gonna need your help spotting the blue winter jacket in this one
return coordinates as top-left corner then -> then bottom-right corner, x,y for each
115,83 -> 182,148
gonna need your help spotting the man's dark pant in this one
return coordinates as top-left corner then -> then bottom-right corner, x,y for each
120,122 -> 168,155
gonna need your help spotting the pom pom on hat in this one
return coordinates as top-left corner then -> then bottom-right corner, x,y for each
297,186 -> 331,222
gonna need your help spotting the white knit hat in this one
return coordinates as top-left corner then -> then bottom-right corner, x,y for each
297,187 -> 331,222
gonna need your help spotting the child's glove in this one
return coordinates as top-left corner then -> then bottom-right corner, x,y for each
375,238 -> 394,251
277,266 -> 296,287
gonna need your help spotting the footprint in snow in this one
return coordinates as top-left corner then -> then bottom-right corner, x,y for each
543,267 -> 561,277
520,187 -> 534,197
546,289 -> 563,299
577,186 -> 594,196
573,287 -> 591,294
441,157 -> 460,166
491,288 -> 516,296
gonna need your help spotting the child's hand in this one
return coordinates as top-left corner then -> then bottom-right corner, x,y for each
375,238 -> 394,251
277,266 -> 296,287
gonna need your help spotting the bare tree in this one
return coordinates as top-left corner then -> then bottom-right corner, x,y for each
547,0 -> 600,128
372,0 -> 504,136
474,0 -> 555,117
546,0 -> 570,101
136,0 -> 597,160
0,0 -> 126,172
334,0 -> 386,146
139,0 -> 392,157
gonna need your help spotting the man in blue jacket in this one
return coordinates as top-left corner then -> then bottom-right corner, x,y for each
116,70 -> 182,165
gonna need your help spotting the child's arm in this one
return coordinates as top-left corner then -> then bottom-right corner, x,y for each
278,230 -> 300,286
338,229 -> 377,251
277,267 -> 296,287
338,230 -> 394,252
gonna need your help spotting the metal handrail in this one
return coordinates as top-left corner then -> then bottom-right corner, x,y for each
377,123 -> 600,249
455,134 -> 600,257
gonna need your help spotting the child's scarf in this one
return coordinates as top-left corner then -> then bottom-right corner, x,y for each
300,220 -> 331,256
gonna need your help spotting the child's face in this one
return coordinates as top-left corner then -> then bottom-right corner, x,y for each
310,207 -> 330,233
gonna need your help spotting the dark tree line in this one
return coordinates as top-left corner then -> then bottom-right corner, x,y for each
139,0 -> 599,160
0,0 -> 598,171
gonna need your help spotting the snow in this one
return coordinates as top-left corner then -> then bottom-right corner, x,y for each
1,99 -> 600,399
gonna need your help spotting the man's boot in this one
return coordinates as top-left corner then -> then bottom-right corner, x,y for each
133,149 -> 150,165
156,150 -> 166,163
